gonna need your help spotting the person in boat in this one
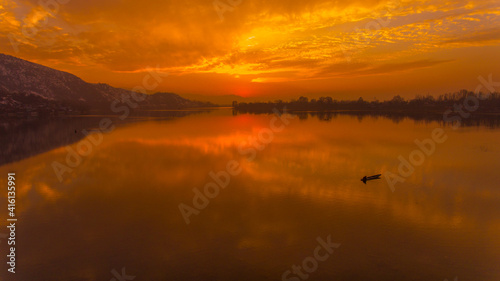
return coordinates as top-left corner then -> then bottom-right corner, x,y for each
361,174 -> 381,184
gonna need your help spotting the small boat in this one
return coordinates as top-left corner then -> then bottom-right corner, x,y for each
361,174 -> 381,184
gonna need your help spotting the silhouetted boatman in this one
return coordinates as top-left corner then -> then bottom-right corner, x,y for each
361,174 -> 381,184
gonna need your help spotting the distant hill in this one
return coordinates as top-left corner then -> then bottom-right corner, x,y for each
177,93 -> 249,106
0,53 -> 213,114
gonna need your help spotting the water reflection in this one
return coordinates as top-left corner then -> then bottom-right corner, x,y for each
235,110 -> 500,128
1,109 -> 500,280
0,109 -> 208,166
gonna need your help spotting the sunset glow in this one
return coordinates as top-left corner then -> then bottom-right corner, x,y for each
1,0 -> 499,99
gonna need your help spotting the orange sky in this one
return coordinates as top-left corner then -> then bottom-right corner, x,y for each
1,0 -> 499,100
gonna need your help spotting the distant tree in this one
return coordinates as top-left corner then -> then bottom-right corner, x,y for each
357,97 -> 367,104
319,96 -> 333,104
390,95 -> 405,104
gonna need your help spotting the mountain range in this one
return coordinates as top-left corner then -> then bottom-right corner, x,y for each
0,53 -> 214,114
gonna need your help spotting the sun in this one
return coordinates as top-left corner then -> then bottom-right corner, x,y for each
234,87 -> 253,98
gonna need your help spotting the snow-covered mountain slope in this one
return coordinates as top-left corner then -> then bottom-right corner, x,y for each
0,53 -> 213,111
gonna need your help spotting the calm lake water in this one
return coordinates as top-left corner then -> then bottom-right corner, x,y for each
1,109 -> 500,281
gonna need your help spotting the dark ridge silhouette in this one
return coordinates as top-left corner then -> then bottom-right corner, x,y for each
233,90 -> 500,128
234,91 -> 500,113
